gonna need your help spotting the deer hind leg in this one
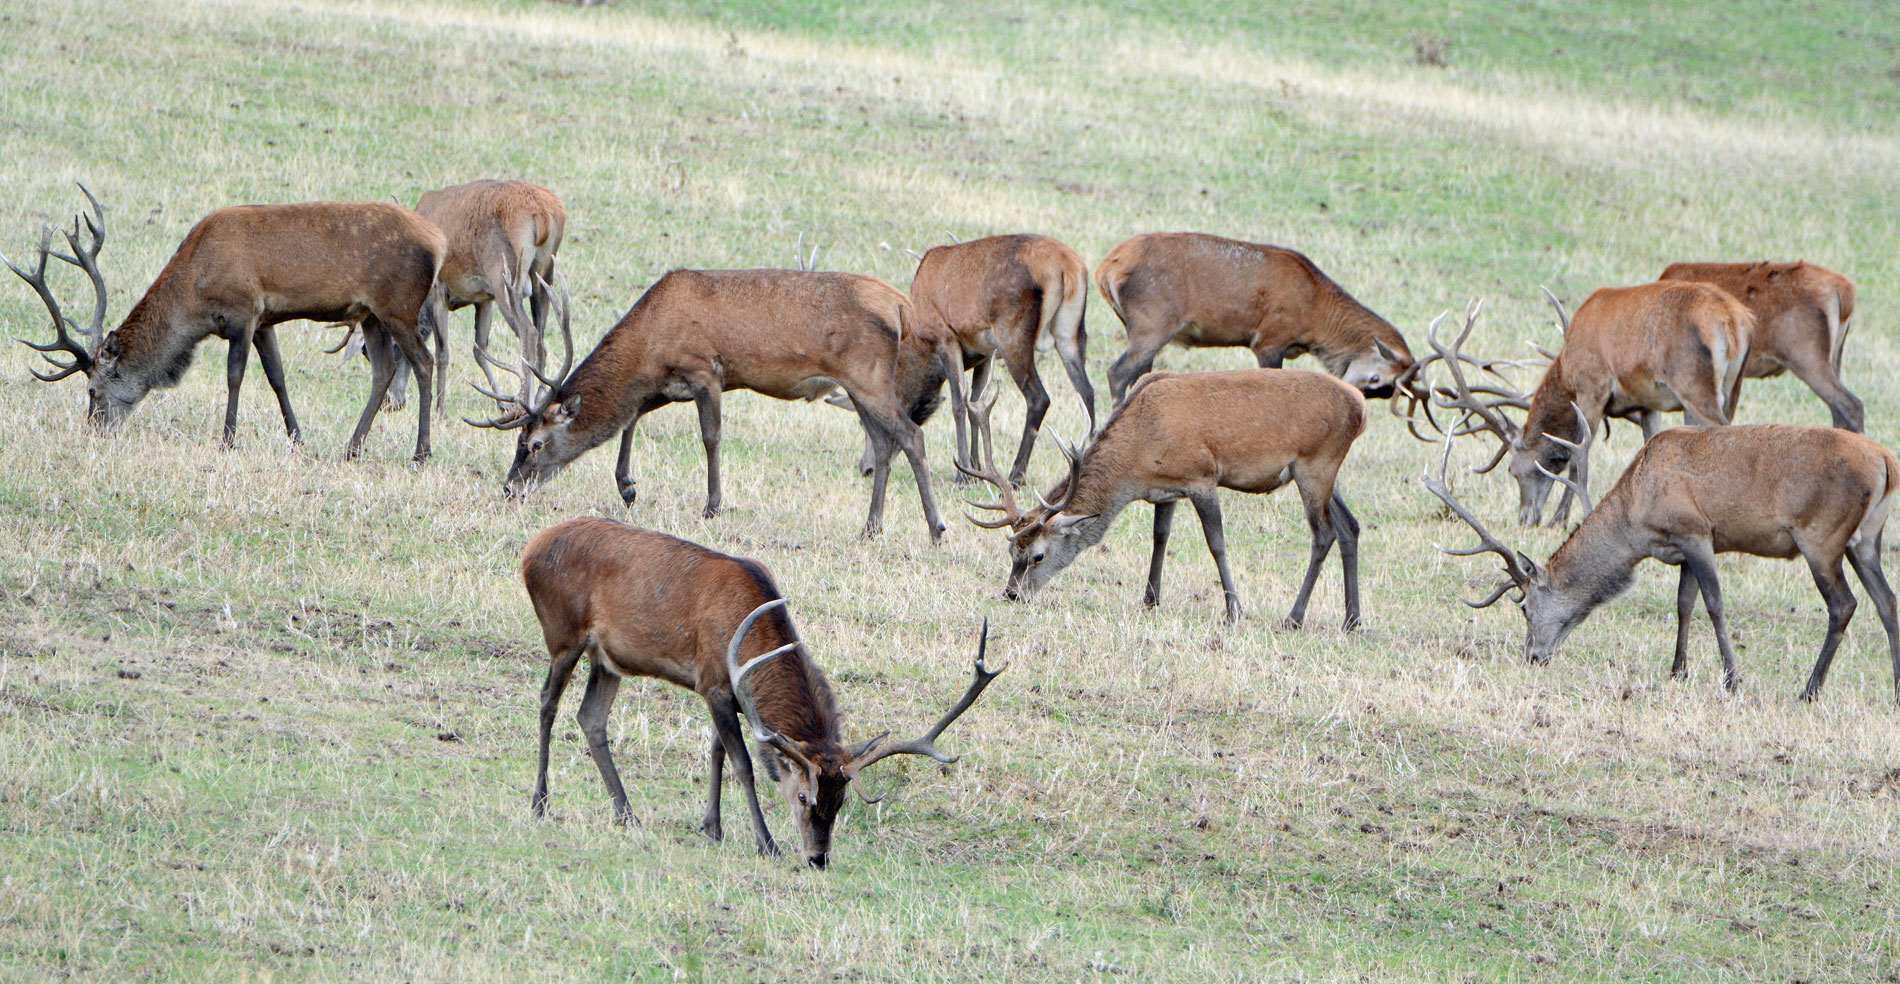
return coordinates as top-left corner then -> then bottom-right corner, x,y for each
345,320 -> 399,460
383,319 -> 436,462
1779,329 -> 1865,432
1677,538 -> 1742,692
1285,467 -> 1343,630
1107,326 -> 1171,408
1330,491 -> 1362,630
1144,499 -> 1178,608
532,643 -> 585,817
1187,490 -> 1242,625
1001,344 -> 1051,488
575,657 -> 633,825
851,390 -> 945,544
707,691 -> 778,857
1051,308 -> 1095,434
1799,548 -> 1861,702
693,384 -> 724,518
251,325 -> 302,445
1846,531 -> 1900,704
1671,563 -> 1701,680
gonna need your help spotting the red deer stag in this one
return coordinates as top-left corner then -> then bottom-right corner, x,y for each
1423,287 -> 1752,527
472,268 -> 948,542
1094,232 -> 1414,408
1659,261 -> 1860,432
7,186 -> 446,460
965,368 -> 1366,627
1422,424 -> 1900,702
522,518 -> 1002,868
910,234 -> 1096,486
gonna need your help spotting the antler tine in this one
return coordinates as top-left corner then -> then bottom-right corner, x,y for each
1535,401 -> 1595,516
462,339 -> 534,429
1420,430 -> 1533,601
1390,311 -> 1448,440
722,598 -> 821,776
520,270 -> 574,395
953,386 -> 1023,525
1539,285 -> 1570,336
1044,430 -> 1087,515
848,617 -> 1005,776
55,184 -> 108,356
6,219 -> 97,381
1426,298 -> 1524,464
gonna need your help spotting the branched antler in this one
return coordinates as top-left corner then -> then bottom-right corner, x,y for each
846,618 -> 1005,791
465,270 -> 574,429
1419,430 -> 1533,608
7,184 -> 108,382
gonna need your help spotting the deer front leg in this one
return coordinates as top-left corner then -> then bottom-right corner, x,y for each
708,693 -> 779,857
694,386 -> 724,518
1678,539 -> 1741,693
1188,490 -> 1241,625
1144,500 -> 1178,608
1671,563 -> 1700,680
700,727 -> 727,843
614,414 -> 646,506
222,322 -> 256,448
251,326 -> 302,445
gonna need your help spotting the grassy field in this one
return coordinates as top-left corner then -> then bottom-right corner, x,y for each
4,0 -> 1900,980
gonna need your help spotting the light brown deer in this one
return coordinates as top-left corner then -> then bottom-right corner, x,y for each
522,517 -> 1002,868
1424,286 -> 1753,527
472,268 -> 948,542
1094,232 -> 1414,408
908,234 -> 1096,486
1659,261 -> 1860,431
1422,424 -> 1900,702
7,187 -> 446,460
964,368 -> 1366,627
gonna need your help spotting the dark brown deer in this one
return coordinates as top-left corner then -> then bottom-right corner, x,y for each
1422,424 -> 1900,702
1424,286 -> 1753,527
909,234 -> 1096,485
522,517 -> 1002,868
1094,232 -> 1414,408
1659,261 -> 1860,431
7,187 -> 446,460
472,268 -> 948,542
964,368 -> 1366,627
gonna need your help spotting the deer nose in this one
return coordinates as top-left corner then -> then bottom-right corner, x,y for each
806,852 -> 829,870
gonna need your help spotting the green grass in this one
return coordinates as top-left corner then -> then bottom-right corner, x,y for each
4,0 -> 1900,981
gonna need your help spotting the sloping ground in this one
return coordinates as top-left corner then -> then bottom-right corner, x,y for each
1,1 -> 1897,981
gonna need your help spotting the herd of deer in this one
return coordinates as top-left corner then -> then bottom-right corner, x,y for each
9,180 -> 1895,867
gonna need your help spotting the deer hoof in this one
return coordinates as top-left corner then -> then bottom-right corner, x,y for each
619,483 -> 638,506
700,820 -> 724,843
702,503 -> 722,519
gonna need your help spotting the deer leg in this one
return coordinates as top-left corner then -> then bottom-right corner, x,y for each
1107,331 -> 1168,408
1285,480 -> 1340,631
1640,410 -> 1661,441
575,658 -> 633,825
853,391 -> 945,543
1330,491 -> 1362,630
1798,552 -> 1859,702
1782,345 -> 1865,432
1003,351 -> 1050,488
1188,490 -> 1242,625
939,344 -> 972,482
250,326 -> 302,445
1252,347 -> 1285,369
707,692 -> 778,857
1671,563 -> 1701,680
1144,499 -> 1178,608
693,386 -> 724,518
1678,539 -> 1741,693
1052,322 -> 1095,435
612,404 -> 656,506
221,322 -> 256,448
960,354 -> 995,481
856,410 -> 896,540
1846,533 -> 1900,704
385,322 -> 436,463
425,287 -> 449,420
346,321 -> 399,460
699,727 -> 727,843
532,644 -> 585,817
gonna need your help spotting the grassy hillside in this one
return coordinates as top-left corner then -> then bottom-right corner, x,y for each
2,1 -> 1899,981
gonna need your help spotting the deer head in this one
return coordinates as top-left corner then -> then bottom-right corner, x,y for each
464,271 -> 578,498
956,389 -> 1093,599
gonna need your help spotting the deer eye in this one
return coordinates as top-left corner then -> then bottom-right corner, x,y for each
1031,551 -> 1046,564
530,439 -> 545,454
797,791 -> 810,805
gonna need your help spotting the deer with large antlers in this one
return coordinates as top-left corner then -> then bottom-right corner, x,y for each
1420,286 -> 1753,527
1423,424 -> 1900,701
522,518 -> 1002,868
1094,232 -> 1414,409
7,187 -> 446,459
475,268 -> 947,541
964,368 -> 1366,627
1659,261 -> 1861,432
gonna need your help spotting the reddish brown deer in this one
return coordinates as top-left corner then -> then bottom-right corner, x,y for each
472,268 -> 948,542
965,368 -> 1366,627
522,518 -> 1002,868
1425,286 -> 1753,527
7,187 -> 446,460
1094,232 -> 1414,408
1423,424 -> 1900,702
908,234 -> 1096,485
1659,261 -> 1860,431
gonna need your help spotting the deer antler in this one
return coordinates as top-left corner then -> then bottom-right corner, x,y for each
1420,430 -> 1533,608
6,184 -> 108,382
956,388 -> 1025,528
846,618 -> 1005,799
1539,285 -> 1570,336
1534,400 -> 1596,517
465,270 -> 574,430
1422,298 -> 1532,474
723,598 -> 817,773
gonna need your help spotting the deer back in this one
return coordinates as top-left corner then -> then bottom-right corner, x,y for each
416,180 -> 565,303
1531,281 -> 1751,430
911,234 -> 1086,353
520,518 -> 841,741
1658,261 -> 1853,373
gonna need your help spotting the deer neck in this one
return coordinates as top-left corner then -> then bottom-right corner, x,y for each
1522,360 -> 1587,451
1542,499 -> 1644,622
1308,287 -> 1403,374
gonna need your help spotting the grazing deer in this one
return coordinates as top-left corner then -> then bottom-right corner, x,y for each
1094,232 -> 1414,408
1422,287 -> 1753,527
908,234 -> 1096,485
965,368 -> 1366,627
471,268 -> 948,542
1659,261 -> 1861,431
522,517 -> 1002,868
7,186 -> 446,460
1422,424 -> 1900,702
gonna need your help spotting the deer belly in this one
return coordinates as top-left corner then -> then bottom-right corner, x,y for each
1611,378 -> 1680,413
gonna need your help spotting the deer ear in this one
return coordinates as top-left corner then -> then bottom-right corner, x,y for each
1517,551 -> 1543,580
1049,512 -> 1098,532
1374,338 -> 1402,363
549,396 -> 580,424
